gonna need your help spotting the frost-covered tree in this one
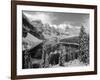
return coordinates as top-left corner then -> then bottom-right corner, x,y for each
59,44 -> 66,66
79,26 -> 89,64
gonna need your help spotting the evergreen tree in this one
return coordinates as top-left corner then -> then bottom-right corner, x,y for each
79,26 -> 89,64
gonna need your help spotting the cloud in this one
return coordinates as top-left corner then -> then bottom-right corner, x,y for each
50,24 -> 58,29
58,24 -> 66,30
23,12 -> 56,24
58,23 -> 81,36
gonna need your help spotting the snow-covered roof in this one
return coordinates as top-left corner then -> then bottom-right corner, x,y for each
22,33 -> 43,50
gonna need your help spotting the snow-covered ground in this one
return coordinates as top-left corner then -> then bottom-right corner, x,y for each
50,59 -> 87,68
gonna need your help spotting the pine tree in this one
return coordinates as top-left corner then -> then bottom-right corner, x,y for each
79,26 -> 89,64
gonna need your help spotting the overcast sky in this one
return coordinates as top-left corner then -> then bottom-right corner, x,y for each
23,11 -> 89,34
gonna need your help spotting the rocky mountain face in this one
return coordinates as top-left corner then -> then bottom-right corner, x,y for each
30,20 -> 71,40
